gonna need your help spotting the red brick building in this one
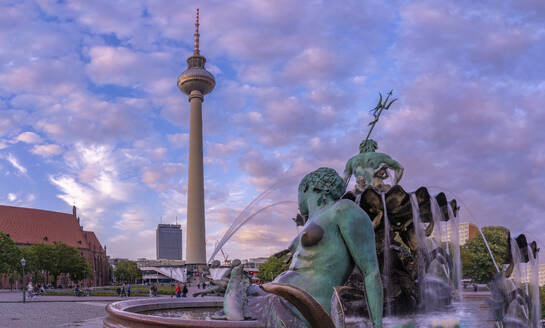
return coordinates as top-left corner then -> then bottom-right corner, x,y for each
0,205 -> 109,287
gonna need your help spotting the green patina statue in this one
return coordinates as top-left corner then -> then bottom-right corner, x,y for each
278,167 -> 382,324
343,139 -> 404,192
224,168 -> 383,327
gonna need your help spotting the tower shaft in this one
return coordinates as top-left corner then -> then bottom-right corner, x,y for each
178,8 -> 214,266
186,90 -> 206,264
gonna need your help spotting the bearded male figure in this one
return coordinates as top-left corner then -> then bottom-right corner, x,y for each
343,139 -> 404,192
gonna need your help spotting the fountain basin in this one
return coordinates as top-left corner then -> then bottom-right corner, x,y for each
103,297 -> 263,328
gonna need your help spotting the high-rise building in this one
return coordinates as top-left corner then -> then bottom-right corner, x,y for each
156,224 -> 183,260
517,263 -> 545,287
458,222 -> 479,245
177,8 -> 215,265
443,222 -> 479,245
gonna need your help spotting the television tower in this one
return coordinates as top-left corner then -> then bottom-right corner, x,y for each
177,8 -> 215,265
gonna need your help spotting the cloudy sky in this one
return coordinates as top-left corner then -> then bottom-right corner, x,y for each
1,0 -> 544,262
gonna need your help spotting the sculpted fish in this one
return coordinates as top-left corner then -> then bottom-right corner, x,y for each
223,263 -> 250,321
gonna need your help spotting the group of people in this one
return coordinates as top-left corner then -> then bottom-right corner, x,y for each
25,282 -> 46,299
195,282 -> 207,289
116,282 -> 131,297
74,285 -> 89,296
149,283 -> 158,297
174,283 -> 188,298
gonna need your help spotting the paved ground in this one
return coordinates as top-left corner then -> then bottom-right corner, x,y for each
0,289 -> 493,327
0,301 -> 109,328
0,286 -> 208,328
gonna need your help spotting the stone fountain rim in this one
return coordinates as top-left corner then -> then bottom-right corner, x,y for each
104,297 -> 263,328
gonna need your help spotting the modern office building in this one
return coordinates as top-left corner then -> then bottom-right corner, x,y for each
156,224 -> 183,260
457,222 -> 479,245
443,222 -> 479,245
520,263 -> 545,286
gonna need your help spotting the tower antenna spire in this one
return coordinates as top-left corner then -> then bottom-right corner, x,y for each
194,8 -> 200,55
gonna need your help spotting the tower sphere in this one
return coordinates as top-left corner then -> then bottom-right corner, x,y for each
177,55 -> 215,96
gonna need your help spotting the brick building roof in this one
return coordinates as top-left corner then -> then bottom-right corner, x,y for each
0,204 -> 91,249
83,230 -> 104,253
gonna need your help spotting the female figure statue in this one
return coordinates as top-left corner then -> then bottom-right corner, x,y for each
226,168 -> 383,327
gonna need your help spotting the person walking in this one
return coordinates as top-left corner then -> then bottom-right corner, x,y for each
182,284 -> 188,298
175,284 -> 181,298
127,283 -> 131,297
27,282 -> 34,300
121,283 -> 126,297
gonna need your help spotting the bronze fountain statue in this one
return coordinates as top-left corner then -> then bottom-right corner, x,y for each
104,90 -> 539,328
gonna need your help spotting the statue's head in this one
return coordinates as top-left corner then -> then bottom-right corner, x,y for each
298,167 -> 346,216
359,139 -> 378,153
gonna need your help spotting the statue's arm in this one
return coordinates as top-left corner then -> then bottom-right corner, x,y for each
337,203 -> 383,328
288,234 -> 300,253
272,234 -> 299,259
342,158 -> 353,184
382,156 -> 404,185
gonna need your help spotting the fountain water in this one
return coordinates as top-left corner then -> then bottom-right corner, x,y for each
209,200 -> 296,263
210,267 -> 230,280
429,197 -> 444,244
381,192 -> 392,316
409,193 -> 428,309
527,246 -> 540,328
511,237 -> 523,285
447,205 -> 463,299
208,181 -> 281,262
479,228 -> 500,273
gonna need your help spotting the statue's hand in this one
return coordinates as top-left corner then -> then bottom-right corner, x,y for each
273,249 -> 290,259
292,213 -> 307,227
425,220 -> 434,237
372,210 -> 383,229
394,167 -> 404,185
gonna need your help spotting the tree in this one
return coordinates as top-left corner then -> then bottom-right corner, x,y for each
0,232 -> 21,276
55,242 -> 89,283
114,261 -> 141,283
461,226 -> 509,283
0,232 -> 23,289
25,242 -> 90,286
539,286 -> 545,318
257,254 -> 289,282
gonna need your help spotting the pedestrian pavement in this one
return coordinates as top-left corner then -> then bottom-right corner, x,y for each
0,286 -> 220,328
0,285 -> 216,303
0,291 -> 155,303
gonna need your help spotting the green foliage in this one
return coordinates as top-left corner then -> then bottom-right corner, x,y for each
0,232 -> 22,275
539,286 -> 545,318
0,233 -> 90,285
22,242 -> 89,285
114,261 -> 141,283
461,226 -> 509,283
54,242 -> 90,282
257,254 -> 290,282
0,233 -> 92,285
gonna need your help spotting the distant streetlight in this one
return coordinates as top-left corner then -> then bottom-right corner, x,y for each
20,258 -> 26,303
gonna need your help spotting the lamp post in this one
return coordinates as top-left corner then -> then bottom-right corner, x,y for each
20,258 -> 26,303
